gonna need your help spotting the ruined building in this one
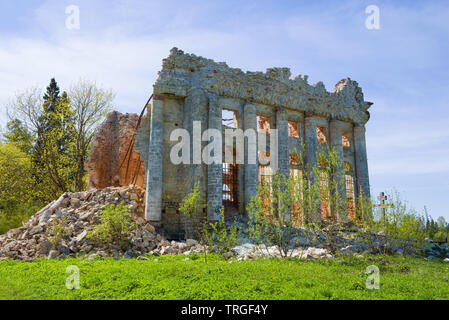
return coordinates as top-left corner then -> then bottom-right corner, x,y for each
88,48 -> 372,236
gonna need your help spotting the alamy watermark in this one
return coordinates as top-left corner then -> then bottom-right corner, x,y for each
366,265 -> 380,289
365,5 -> 380,30
169,122 -> 279,169
65,5 -> 80,30
66,265 -> 80,290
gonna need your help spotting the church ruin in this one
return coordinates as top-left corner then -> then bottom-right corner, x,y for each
87,48 -> 372,236
132,48 -> 372,234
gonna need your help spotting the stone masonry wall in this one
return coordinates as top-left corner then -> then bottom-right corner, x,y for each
86,111 -> 146,190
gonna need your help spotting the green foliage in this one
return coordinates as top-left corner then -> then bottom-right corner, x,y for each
33,84 -> 77,200
205,208 -> 239,259
179,183 -> 240,261
0,201 -> 41,235
0,78 -> 113,233
1,254 -> 449,300
247,172 -> 301,258
4,78 -> 113,204
178,181 -> 205,219
247,141 -> 350,256
0,142 -> 43,234
357,189 -> 427,254
179,181 -> 211,262
87,203 -> 135,247
248,140 -> 444,254
422,214 -> 449,243
47,217 -> 70,248
3,119 -> 34,154
179,181 -> 207,240
0,143 -> 35,203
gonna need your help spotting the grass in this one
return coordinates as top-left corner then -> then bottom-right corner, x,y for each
0,253 -> 448,300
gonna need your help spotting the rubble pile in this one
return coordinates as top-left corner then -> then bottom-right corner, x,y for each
1,186 -> 448,262
0,186 -> 150,261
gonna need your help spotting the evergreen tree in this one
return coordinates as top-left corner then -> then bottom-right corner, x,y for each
43,78 -> 60,113
32,79 -> 77,201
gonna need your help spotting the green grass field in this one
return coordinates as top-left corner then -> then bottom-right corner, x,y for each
0,253 -> 448,300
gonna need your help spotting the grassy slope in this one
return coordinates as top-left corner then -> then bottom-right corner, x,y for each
0,254 -> 448,300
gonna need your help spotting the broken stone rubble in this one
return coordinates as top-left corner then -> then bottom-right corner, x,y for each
1,185 -> 448,261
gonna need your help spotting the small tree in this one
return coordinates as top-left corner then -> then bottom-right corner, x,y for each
3,119 -> 34,154
247,140 -> 371,256
247,172 -> 300,258
206,207 -> 239,259
69,79 -> 114,191
88,203 -> 135,248
178,181 -> 206,240
357,189 -> 426,255
47,216 -> 70,249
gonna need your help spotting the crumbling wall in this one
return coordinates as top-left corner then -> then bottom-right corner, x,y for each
85,111 -> 146,190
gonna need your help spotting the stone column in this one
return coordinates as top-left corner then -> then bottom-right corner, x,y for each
207,98 -> 222,221
184,88 -> 208,190
145,94 -> 164,222
354,124 -> 371,200
276,108 -> 290,177
244,103 -> 258,213
276,107 -> 291,220
304,113 -> 321,223
329,119 -> 347,222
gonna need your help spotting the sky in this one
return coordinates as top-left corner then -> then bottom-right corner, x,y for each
0,0 -> 448,220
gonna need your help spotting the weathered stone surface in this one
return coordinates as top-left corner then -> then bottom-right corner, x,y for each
86,111 -> 146,190
135,48 -> 373,228
155,48 -> 372,125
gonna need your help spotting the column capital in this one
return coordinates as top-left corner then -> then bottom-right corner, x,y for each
276,107 -> 288,121
304,113 -> 325,123
304,111 -> 315,118
207,94 -> 221,107
329,118 -> 348,126
275,106 -> 287,113
244,102 -> 257,111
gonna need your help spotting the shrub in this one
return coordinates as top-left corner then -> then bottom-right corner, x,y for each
47,216 -> 70,248
179,181 -> 206,240
0,143 -> 43,234
247,172 -> 301,258
357,189 -> 426,254
0,200 -> 42,235
87,202 -> 135,247
206,208 -> 239,259
247,142 -> 349,256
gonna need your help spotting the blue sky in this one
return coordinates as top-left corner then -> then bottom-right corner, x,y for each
0,0 -> 448,220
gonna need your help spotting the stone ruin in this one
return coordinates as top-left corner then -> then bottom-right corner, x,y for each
85,111 -> 146,190
131,48 -> 372,237
5,49 -> 449,262
82,48 -> 373,238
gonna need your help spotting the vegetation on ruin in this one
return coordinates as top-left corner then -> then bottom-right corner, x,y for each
246,143 -> 439,256
87,203 -> 136,247
0,254 -> 448,300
